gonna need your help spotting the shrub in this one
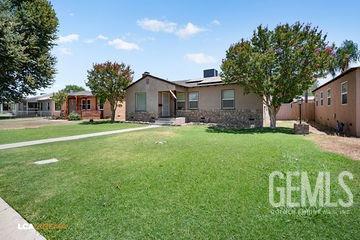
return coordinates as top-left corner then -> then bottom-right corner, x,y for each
68,112 -> 80,121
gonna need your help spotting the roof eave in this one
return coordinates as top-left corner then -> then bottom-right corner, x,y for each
312,67 -> 360,92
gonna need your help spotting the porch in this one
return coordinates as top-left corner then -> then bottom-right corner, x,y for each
65,95 -> 101,119
157,90 -> 185,118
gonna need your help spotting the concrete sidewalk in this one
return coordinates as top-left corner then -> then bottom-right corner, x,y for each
0,125 -> 160,150
0,197 -> 45,240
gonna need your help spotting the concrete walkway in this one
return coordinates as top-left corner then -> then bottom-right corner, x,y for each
0,125 -> 160,150
0,197 -> 45,240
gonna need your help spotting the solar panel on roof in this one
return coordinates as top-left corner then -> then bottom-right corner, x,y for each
185,79 -> 203,83
197,77 -> 222,85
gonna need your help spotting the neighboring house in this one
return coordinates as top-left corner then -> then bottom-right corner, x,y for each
313,67 -> 360,137
63,91 -> 126,120
125,69 -> 268,128
0,102 -> 19,117
0,93 -> 58,117
277,96 -> 315,122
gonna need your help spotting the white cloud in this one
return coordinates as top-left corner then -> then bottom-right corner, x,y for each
84,39 -> 95,44
138,36 -> 156,43
96,34 -> 108,40
84,35 -> 108,44
58,47 -> 72,55
69,12 -> 75,17
56,34 -> 79,44
108,38 -> 140,51
211,19 -> 221,26
137,18 -> 206,39
176,23 -> 205,38
185,53 -> 215,64
137,18 -> 177,33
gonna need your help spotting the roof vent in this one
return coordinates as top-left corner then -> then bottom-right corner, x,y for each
142,71 -> 150,77
203,69 -> 218,78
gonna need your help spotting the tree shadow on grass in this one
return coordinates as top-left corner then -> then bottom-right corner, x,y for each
79,120 -> 121,125
206,125 -> 294,135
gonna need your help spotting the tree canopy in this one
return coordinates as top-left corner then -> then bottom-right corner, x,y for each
86,62 -> 133,122
221,22 -> 335,128
51,85 -> 85,112
63,85 -> 85,93
0,0 -> 58,103
333,40 -> 359,74
52,90 -> 67,111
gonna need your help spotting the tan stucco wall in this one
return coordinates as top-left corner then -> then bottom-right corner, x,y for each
277,103 -> 294,120
126,76 -> 263,121
183,84 -> 263,111
314,69 -> 358,136
126,76 -> 186,116
277,101 -> 314,122
103,100 -> 126,121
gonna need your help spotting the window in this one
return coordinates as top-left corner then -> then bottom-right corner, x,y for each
221,89 -> 235,109
47,102 -> 50,111
3,103 -> 11,111
327,89 -> 331,106
177,92 -> 186,110
82,99 -> 91,110
320,92 -> 324,106
135,92 -> 146,111
315,94 -> 318,106
55,103 -> 61,111
99,103 -> 104,110
188,92 -> 199,109
341,82 -> 348,104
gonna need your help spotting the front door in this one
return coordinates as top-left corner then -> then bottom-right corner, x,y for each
68,99 -> 76,113
162,92 -> 170,117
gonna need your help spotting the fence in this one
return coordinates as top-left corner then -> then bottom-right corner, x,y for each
0,111 -> 59,118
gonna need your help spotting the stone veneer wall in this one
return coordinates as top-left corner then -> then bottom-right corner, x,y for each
177,109 -> 263,128
126,111 -> 157,122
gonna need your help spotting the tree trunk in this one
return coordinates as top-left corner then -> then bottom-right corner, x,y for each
110,102 -> 116,122
268,106 -> 279,129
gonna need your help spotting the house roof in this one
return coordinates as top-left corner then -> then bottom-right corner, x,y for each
173,76 -> 223,87
26,93 -> 54,102
125,74 -> 187,90
126,74 -> 225,90
67,91 -> 93,96
312,66 -> 360,92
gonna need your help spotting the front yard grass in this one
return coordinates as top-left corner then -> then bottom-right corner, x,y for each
0,121 -> 142,144
0,125 -> 359,239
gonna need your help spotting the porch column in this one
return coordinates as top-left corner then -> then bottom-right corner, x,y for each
0,103 -> 3,113
174,91 -> 177,117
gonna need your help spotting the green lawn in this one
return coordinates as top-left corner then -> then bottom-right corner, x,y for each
0,126 -> 359,239
0,121 -> 142,144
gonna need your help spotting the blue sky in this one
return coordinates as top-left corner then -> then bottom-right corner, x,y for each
47,0 -> 360,92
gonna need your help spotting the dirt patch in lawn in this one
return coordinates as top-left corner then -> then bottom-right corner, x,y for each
307,134 -> 360,161
278,121 -> 360,160
0,117 -> 77,130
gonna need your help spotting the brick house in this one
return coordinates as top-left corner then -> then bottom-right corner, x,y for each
63,91 -> 126,120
